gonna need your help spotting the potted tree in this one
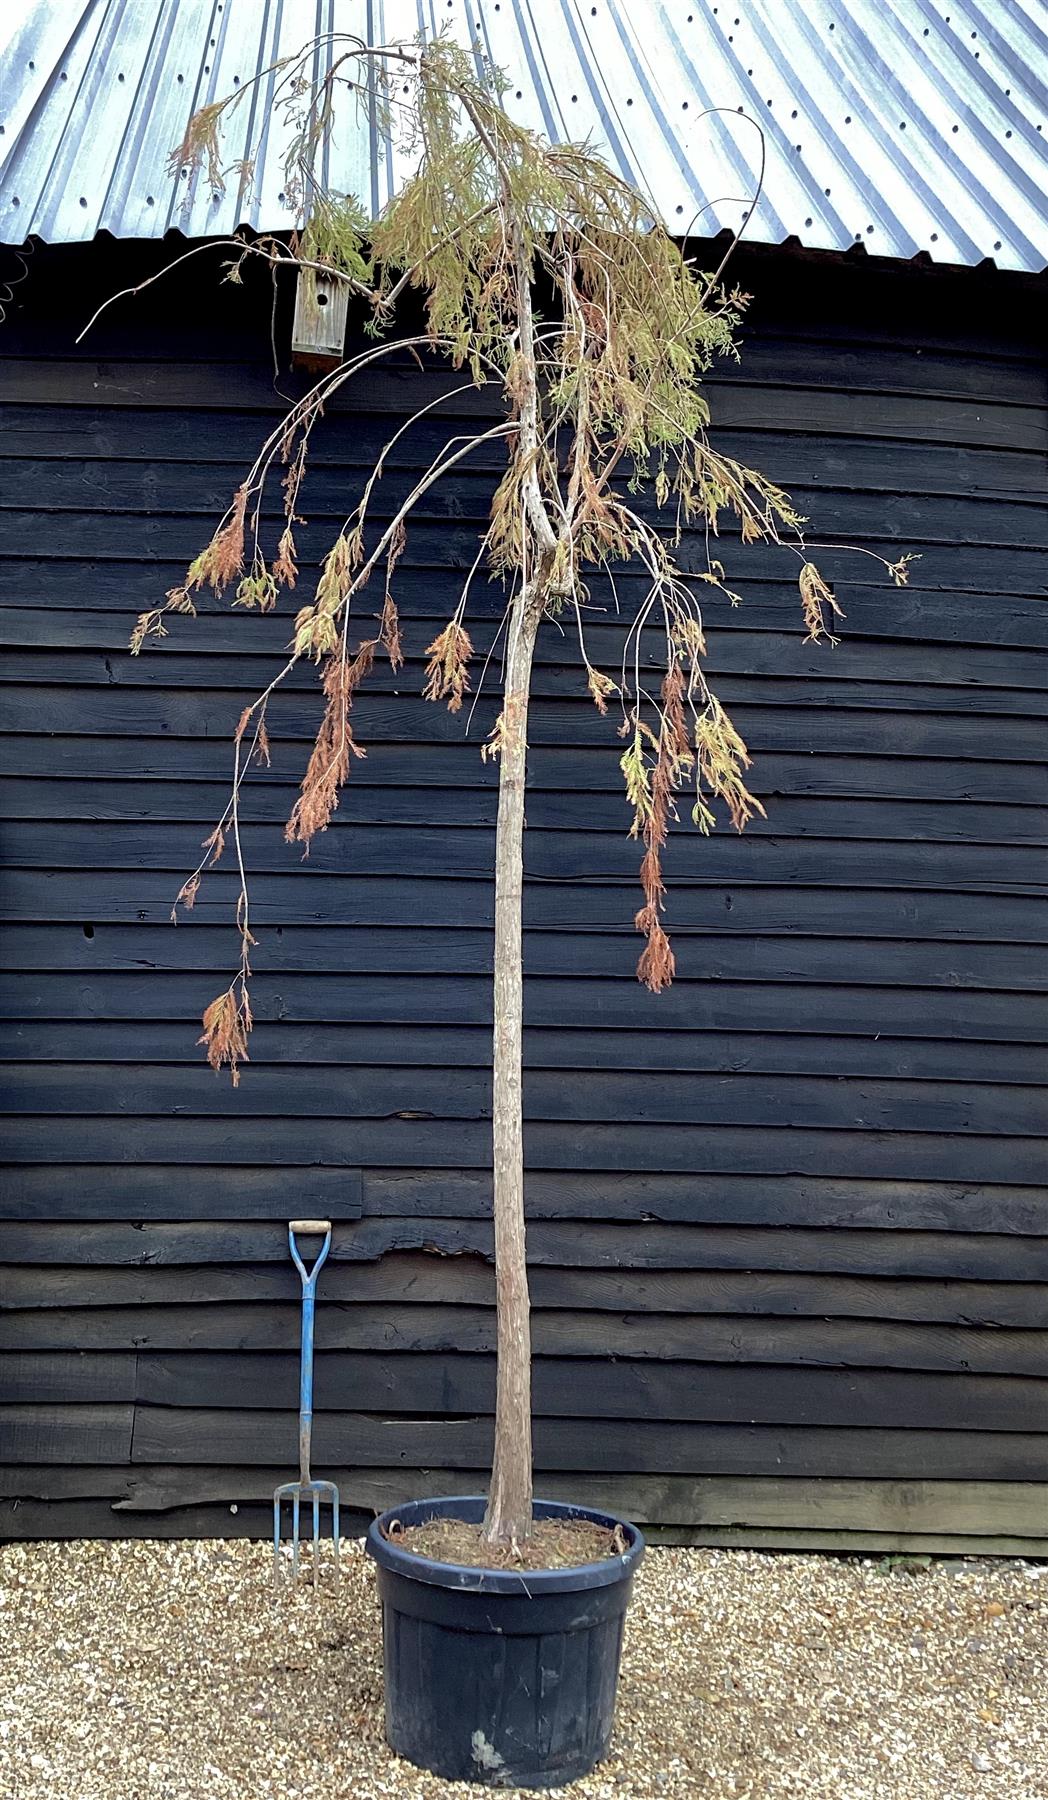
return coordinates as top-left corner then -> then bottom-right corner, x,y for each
119,34 -> 911,1788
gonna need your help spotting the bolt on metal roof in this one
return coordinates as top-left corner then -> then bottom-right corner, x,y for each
0,0 -> 1045,269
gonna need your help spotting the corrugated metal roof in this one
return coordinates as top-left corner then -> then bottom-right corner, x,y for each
1,0 -> 1046,269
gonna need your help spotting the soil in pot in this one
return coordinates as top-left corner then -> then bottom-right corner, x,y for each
387,1513 -> 624,1571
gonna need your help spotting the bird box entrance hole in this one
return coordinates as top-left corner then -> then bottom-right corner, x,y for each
292,267 -> 350,369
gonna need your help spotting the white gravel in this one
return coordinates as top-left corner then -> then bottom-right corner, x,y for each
0,1537 -> 1046,1798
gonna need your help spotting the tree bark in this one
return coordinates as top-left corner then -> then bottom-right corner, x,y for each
482,594 -> 542,1546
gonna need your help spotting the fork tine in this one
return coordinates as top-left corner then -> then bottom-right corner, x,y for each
271,1484 -> 340,1589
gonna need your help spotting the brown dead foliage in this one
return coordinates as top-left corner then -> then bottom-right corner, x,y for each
631,666 -> 692,993
284,643 -> 373,849
422,620 -> 474,712
199,984 -> 252,1087
186,484 -> 249,596
271,527 -> 299,589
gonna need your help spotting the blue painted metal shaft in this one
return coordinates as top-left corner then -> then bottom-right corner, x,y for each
288,1221 -> 331,1485
298,1275 -> 316,1485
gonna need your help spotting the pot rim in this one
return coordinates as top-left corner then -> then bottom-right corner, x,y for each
366,1494 -> 644,1595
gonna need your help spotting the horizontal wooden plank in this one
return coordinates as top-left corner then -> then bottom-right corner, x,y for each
127,1407 -> 1048,1478
7,871 -> 1048,945
0,1352 -> 137,1402
7,724 -> 1048,810
0,1462 -> 166,1497
0,419 -> 1043,502
5,563 -> 1046,652
6,685 -> 1044,761
1,443 -> 1042,539
5,926 -> 1045,994
2,1303 -> 1042,1372
132,1350 -> 1048,1430
2,1118 -> 1044,1182
5,321 -> 1042,397
4,1257 -> 1043,1324
0,1497 -> 371,1540
4,1353 -> 1047,1433
623,276 -> 1048,358
0,1431 -> 1039,1525
2,290 -> 1042,364
4,1218 -> 1045,1281
0,1404 -> 133,1463
1,359 -> 1043,448
6,775 -> 1044,845
4,973 -> 1043,1046
643,1526 -> 1048,1551
5,270 -> 1044,353
7,1441 -> 1048,1531
96,589 -> 1045,685
2,736 -> 1045,806
31,620 -> 1048,693
8,1498 -> 1043,1552
9,639 -> 1048,720
4,464 -> 1046,558
2,1471 -> 1044,1546
0,295 -> 1040,364
655,335 -> 1048,403
0,549 -> 1037,620
0,506 -> 1044,595
0,358 -> 504,414
4,1021 -> 1046,1085
360,1170 -> 1048,1232
4,822 -> 1046,891
31,922 -> 1048,990
0,1165 -> 364,1221
6,870 -> 1046,944
4,1165 -> 1041,1231
2,1063 -> 1041,1137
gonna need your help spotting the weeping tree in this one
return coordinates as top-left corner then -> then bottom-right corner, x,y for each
117,36 -> 912,1547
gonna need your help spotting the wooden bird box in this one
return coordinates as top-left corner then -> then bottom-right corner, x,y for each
291,267 -> 350,369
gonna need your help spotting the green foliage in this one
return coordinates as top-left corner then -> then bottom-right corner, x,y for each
620,727 -> 654,833
366,37 -> 790,566
300,193 -> 374,288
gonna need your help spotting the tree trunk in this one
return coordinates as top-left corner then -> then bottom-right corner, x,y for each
482,596 -> 542,1546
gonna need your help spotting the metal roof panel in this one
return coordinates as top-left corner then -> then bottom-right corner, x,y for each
1,0 -> 1045,269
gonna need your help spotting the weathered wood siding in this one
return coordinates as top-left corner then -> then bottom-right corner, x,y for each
1,242 -> 1046,1549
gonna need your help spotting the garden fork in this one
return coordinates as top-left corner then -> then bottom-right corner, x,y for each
273,1220 -> 341,1587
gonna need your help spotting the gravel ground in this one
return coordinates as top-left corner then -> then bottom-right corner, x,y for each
1,1537 -> 1045,1799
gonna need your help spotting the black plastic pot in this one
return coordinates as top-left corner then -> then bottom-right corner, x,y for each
366,1495 -> 644,1789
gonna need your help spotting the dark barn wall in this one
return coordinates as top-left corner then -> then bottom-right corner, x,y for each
0,241 -> 1046,1550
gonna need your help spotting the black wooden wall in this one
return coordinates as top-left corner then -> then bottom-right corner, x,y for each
1,240 -> 1046,1550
